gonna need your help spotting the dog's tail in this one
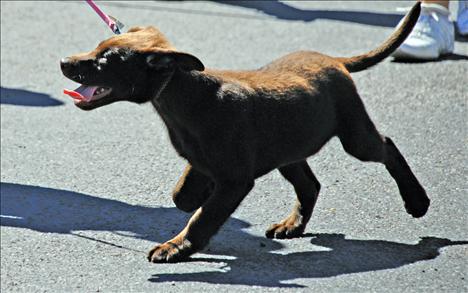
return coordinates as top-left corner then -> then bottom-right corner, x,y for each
336,2 -> 421,73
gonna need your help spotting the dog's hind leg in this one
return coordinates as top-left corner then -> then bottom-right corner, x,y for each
266,160 -> 321,239
172,164 -> 213,212
337,96 -> 430,218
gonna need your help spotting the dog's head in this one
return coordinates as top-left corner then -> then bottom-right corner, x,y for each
61,26 -> 204,110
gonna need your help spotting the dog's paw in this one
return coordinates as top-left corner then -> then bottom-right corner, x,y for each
265,220 -> 305,239
147,239 -> 194,263
405,192 -> 430,218
402,185 -> 430,218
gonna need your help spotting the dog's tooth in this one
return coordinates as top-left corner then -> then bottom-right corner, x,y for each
94,87 -> 109,97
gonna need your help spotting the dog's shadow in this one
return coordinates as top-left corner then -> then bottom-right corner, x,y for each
151,234 -> 467,287
1,87 -> 63,107
1,182 -> 466,288
0,182 -> 281,253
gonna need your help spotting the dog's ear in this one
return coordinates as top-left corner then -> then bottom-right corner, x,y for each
146,55 -> 175,70
173,52 -> 205,71
146,51 -> 204,72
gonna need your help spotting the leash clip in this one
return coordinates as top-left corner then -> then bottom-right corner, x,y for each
85,0 -> 124,35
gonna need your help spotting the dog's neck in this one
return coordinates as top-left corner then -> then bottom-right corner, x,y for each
151,69 -> 176,102
150,69 -> 218,114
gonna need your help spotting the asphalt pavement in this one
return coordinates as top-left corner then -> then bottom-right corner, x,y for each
1,1 -> 467,292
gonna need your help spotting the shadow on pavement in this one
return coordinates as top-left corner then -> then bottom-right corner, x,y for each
100,1 -> 403,27
0,182 -> 282,254
392,53 -> 468,63
0,87 -> 63,107
215,0 -> 404,27
1,182 -> 466,288
150,234 -> 468,287
100,1 -> 267,21
99,1 -> 468,42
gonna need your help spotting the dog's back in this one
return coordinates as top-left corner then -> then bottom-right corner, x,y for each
204,1 -> 421,92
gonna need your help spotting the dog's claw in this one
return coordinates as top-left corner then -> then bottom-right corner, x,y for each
148,241 -> 193,263
265,222 -> 304,239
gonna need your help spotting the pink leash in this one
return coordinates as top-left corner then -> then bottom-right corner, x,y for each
63,1 -> 125,101
85,0 -> 124,34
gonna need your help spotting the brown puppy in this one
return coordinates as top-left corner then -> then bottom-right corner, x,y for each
61,3 -> 429,263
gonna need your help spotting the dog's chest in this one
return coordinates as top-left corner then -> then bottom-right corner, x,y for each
158,113 -> 207,168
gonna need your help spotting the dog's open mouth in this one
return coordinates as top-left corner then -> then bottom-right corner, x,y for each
63,85 -> 112,105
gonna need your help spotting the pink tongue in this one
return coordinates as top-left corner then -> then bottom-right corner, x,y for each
63,85 -> 98,102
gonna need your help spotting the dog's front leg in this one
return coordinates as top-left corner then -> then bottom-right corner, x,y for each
172,164 -> 213,212
148,179 -> 254,263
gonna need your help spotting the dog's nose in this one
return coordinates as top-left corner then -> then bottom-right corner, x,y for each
60,58 -> 73,73
60,57 -> 71,67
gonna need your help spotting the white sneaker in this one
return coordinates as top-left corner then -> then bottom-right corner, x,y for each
392,3 -> 454,60
457,0 -> 468,35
